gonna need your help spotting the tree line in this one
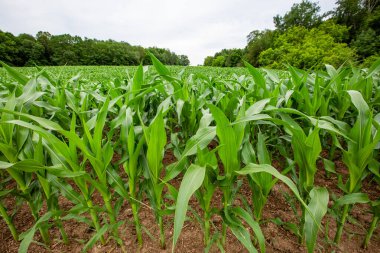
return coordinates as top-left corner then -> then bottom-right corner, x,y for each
0,31 -> 190,66
204,0 -> 380,69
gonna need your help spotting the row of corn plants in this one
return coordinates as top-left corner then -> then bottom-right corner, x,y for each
0,55 -> 379,253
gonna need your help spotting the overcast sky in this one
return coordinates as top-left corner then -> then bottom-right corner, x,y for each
0,0 -> 337,65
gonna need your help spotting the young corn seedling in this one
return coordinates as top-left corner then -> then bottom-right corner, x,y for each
173,137 -> 266,253
0,64 -> 89,247
122,111 -> 146,245
328,90 -> 380,244
74,96 -> 126,244
193,147 -> 219,247
245,132 -> 278,221
32,134 -> 69,244
171,109 -> 218,250
0,89 -> 52,245
109,64 -> 148,245
2,108 -> 117,247
272,112 -> 330,252
206,98 -> 272,251
237,162 -> 328,253
142,110 -> 168,248
208,103 -> 244,245
0,113 -> 85,251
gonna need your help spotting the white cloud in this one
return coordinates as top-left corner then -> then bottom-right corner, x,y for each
0,0 -> 336,65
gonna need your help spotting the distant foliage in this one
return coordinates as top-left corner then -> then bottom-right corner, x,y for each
204,0 -> 380,69
203,48 -> 243,67
245,30 -> 277,67
0,30 -> 190,66
258,26 -> 355,69
273,0 -> 323,31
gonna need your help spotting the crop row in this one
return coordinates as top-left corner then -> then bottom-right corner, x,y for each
0,55 -> 379,252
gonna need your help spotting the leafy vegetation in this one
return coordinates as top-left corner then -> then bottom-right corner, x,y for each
205,0 -> 380,69
0,31 -> 189,66
0,55 -> 379,252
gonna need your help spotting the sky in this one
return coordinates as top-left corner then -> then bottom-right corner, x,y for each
0,0 -> 337,65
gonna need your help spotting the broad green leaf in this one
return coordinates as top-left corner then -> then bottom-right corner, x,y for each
172,164 -> 206,251
367,57 -> 380,77
244,61 -> 265,90
146,111 -> 166,183
208,104 -> 238,176
229,223 -> 258,253
237,164 -> 309,212
233,207 -> 265,253
246,98 -> 271,116
0,159 -> 54,173
199,108 -> 213,128
0,109 -> 64,131
325,64 -> 337,78
347,90 -> 369,117
1,92 -> 16,144
257,132 -> 270,165
0,61 -> 28,85
334,192 -> 370,206
132,64 -> 143,94
93,98 -> 110,156
148,51 -> 171,77
323,158 -> 336,174
304,187 -> 329,253
231,114 -> 271,126
181,126 -> 216,157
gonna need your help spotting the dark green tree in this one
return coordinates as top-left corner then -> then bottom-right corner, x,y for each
274,0 -> 323,31
212,55 -> 225,67
178,55 -> 190,66
203,56 -> 214,66
17,33 -> 45,66
351,5 -> 380,62
203,48 -> 243,67
0,30 -> 20,66
245,30 -> 276,67
258,26 -> 355,69
334,0 -> 367,38
0,30 -> 189,66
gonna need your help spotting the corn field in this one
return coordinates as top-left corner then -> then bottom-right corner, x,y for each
0,54 -> 380,253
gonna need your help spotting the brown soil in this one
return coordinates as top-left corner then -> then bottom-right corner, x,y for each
1,150 -> 379,253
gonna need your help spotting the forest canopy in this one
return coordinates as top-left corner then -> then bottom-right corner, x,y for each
204,0 -> 380,69
0,31 -> 190,66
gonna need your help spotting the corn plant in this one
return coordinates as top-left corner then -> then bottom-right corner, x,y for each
1,103 -> 124,248
141,110 -> 168,248
323,90 -> 380,244
1,55 -> 380,252
245,132 -> 278,221
236,163 -> 324,253
123,109 -> 146,245
0,83 -> 54,245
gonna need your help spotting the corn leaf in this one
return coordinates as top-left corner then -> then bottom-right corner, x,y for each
0,61 -> 28,85
18,212 -> 54,253
237,164 -> 310,213
146,111 -> 166,183
304,187 -> 329,253
229,223 -> 258,253
334,192 -> 370,206
208,104 -> 238,177
233,207 -> 265,253
172,164 -> 205,251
